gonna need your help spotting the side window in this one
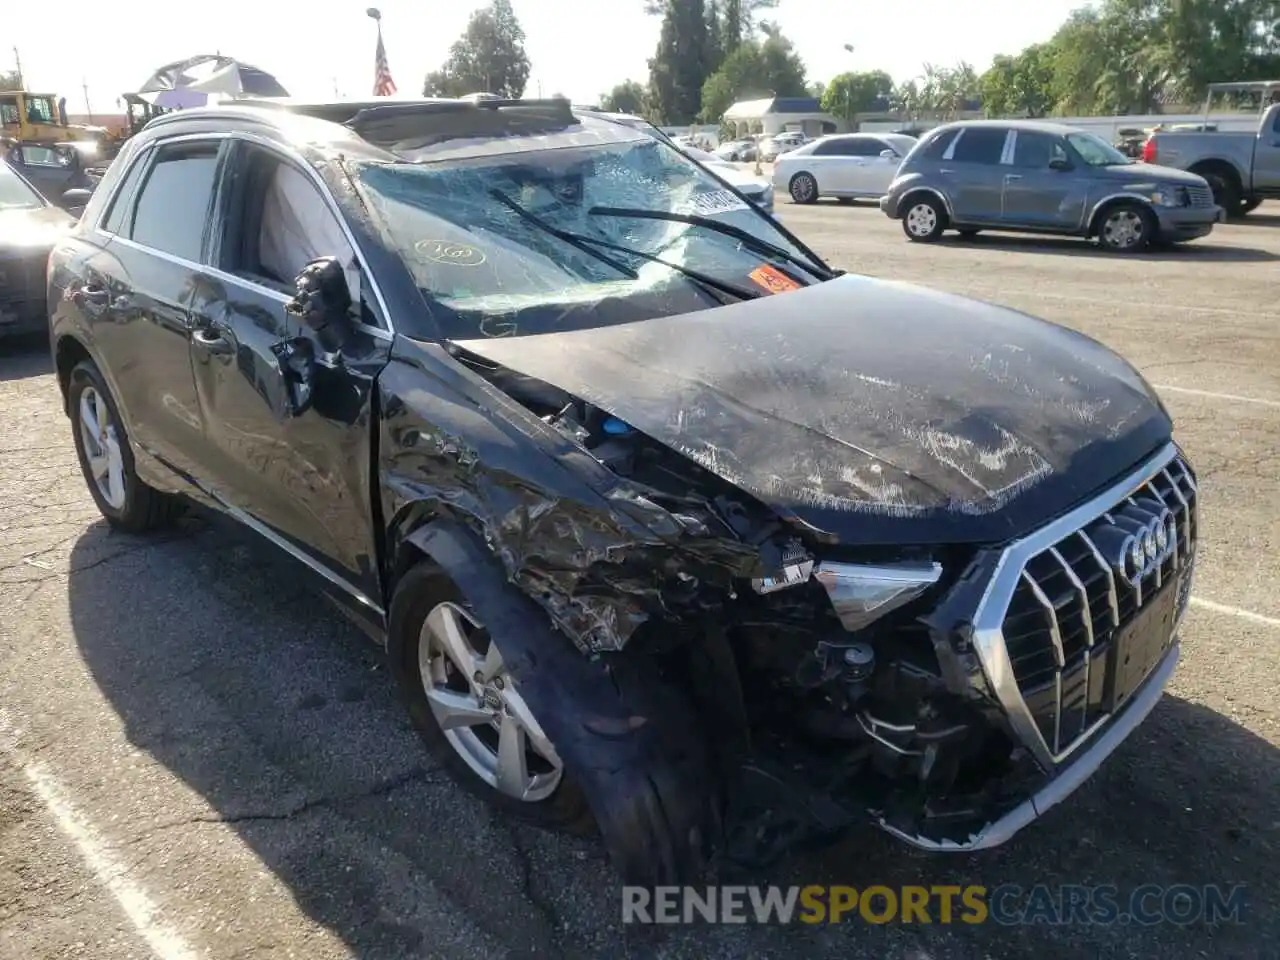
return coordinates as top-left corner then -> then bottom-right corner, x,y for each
951,128 -> 1008,165
100,150 -> 150,235
812,138 -> 848,156
0,96 -> 18,127
845,139 -> 881,157
918,128 -> 959,160
219,143 -> 359,305
129,141 -> 221,263
1011,131 -> 1060,168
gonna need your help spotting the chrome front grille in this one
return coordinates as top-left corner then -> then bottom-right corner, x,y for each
972,444 -> 1197,769
1186,184 -> 1214,208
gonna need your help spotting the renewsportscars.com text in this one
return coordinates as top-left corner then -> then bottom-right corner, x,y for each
622,884 -> 1248,926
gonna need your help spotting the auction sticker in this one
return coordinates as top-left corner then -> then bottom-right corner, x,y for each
687,188 -> 750,216
748,264 -> 802,295
416,239 -> 487,266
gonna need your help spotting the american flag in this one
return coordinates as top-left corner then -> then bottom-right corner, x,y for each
373,26 -> 397,96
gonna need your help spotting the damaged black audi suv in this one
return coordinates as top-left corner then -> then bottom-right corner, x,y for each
48,97 -> 1198,884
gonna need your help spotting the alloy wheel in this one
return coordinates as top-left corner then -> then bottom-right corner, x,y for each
78,386 -> 127,510
1102,209 -> 1146,250
790,174 -> 817,203
418,601 -> 563,802
905,202 -> 938,238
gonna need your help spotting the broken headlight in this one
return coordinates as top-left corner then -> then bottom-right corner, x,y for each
814,561 -> 942,633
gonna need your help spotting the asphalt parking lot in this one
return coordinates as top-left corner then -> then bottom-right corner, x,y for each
2,201 -> 1277,960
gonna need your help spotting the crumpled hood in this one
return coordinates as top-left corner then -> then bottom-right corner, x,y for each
454,275 -> 1171,546
0,205 -> 76,249
1099,162 -> 1209,187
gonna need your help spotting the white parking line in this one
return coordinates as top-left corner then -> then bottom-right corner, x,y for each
1191,597 -> 1280,628
0,710 -> 200,960
1151,385 -> 1280,408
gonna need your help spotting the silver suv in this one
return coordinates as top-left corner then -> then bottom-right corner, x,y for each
880,120 -> 1225,252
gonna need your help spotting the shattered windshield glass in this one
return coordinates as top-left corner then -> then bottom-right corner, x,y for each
352,131 -> 824,339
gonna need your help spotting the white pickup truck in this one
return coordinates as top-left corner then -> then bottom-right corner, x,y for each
1142,81 -> 1280,217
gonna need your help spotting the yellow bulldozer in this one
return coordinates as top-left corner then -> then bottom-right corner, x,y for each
0,89 -> 122,165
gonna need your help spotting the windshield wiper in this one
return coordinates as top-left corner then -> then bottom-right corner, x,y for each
587,205 -> 834,281
487,189 -> 638,280
567,232 -> 763,303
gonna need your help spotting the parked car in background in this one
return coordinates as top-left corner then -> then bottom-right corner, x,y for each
49,96 -> 1199,887
0,160 -> 76,338
1142,94 -> 1280,217
881,120 -> 1223,252
774,133 -> 917,204
714,139 -> 757,162
758,131 -> 807,162
3,142 -> 97,211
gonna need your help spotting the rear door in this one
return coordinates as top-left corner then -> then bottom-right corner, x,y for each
940,126 -> 1010,222
803,138 -> 861,194
186,137 -> 392,599
1001,130 -> 1087,230
85,136 -> 226,481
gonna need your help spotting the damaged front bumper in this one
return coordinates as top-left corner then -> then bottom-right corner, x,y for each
877,639 -> 1179,851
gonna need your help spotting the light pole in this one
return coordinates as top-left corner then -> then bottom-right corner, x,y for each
842,43 -> 855,130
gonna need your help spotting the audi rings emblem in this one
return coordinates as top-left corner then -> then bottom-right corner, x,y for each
1096,505 -> 1178,586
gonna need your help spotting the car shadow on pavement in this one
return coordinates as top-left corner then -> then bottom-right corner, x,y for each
0,334 -> 53,382
68,517 -> 1279,960
941,233 -> 1278,262
1234,211 -> 1280,228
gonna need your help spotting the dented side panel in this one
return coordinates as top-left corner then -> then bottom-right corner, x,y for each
376,338 -> 761,652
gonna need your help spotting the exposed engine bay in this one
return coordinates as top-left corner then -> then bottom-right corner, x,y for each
452,343 -> 1029,862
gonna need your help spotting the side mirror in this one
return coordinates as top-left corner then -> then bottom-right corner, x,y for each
1049,157 -> 1072,171
880,149 -> 897,159
285,256 -> 354,353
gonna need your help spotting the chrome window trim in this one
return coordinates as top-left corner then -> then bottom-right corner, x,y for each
1000,130 -> 1016,165
969,440 -> 1185,770
91,130 -> 393,342
942,129 -> 962,160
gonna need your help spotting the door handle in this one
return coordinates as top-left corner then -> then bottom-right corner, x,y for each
1005,174 -> 1023,181
939,167 -> 955,175
191,324 -> 234,358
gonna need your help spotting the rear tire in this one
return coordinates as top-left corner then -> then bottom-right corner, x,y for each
1200,170 -> 1243,217
1240,197 -> 1262,215
68,360 -> 182,533
901,195 -> 947,242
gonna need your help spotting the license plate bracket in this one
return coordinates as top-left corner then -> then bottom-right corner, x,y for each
1105,577 -> 1179,712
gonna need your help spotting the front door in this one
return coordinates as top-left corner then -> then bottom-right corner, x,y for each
1252,106 -> 1280,194
941,126 -> 1010,222
186,139 -> 391,600
1001,130 -> 1088,230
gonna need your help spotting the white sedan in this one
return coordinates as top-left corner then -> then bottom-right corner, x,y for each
773,133 -> 918,204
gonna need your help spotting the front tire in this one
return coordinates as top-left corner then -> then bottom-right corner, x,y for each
68,360 -> 181,532
788,171 -> 819,204
901,195 -> 947,242
1097,201 -> 1155,253
389,562 -> 594,834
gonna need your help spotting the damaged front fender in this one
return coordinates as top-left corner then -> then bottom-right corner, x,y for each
377,338 -> 763,653
396,519 -> 718,885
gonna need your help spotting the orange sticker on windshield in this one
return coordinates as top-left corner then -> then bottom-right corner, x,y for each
749,264 -> 802,295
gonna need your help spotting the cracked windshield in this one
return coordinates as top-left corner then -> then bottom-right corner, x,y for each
354,130 -> 819,338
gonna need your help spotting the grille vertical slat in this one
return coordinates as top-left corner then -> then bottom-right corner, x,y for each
998,452 -> 1196,762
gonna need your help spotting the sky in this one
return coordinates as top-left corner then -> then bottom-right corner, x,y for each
9,0 -> 1089,117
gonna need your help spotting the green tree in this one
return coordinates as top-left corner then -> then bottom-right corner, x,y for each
981,44 -> 1054,117
600,80 -> 647,115
422,0 -> 531,98
698,27 -> 807,122
820,70 -> 894,124
647,0 -> 713,123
